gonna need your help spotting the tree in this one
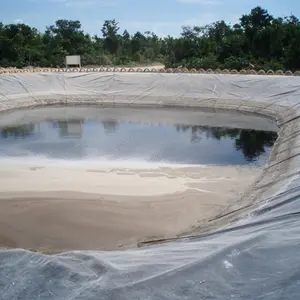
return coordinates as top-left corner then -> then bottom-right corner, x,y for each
101,19 -> 120,54
0,7 -> 299,71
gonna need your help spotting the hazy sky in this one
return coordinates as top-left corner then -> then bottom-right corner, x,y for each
1,0 -> 299,36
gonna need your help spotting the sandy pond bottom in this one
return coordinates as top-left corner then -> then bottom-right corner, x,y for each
0,106 -> 277,252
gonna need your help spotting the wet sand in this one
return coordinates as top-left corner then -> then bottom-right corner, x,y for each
0,162 -> 260,252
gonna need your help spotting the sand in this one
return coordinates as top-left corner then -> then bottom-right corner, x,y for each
0,160 -> 260,252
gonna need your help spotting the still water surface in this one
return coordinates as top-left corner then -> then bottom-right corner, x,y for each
0,117 -> 277,166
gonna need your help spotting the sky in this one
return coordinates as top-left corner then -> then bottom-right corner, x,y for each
0,0 -> 299,37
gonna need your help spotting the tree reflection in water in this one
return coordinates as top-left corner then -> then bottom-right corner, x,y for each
101,120 -> 119,134
51,119 -> 118,136
51,119 -> 83,137
175,124 -> 277,162
235,130 -> 277,161
1,124 -> 35,138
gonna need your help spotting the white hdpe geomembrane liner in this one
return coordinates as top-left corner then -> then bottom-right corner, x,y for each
0,72 -> 300,300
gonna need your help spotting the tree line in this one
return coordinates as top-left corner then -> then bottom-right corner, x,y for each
0,6 -> 299,71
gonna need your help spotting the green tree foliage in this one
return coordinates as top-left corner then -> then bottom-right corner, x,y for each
0,6 -> 299,70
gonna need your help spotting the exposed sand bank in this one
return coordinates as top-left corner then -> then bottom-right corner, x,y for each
0,161 -> 260,252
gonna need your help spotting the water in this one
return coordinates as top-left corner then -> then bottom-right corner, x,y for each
0,107 -> 278,166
